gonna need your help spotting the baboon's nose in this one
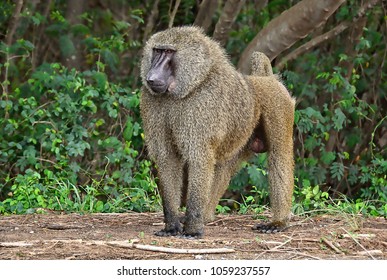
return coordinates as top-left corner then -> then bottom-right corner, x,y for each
146,73 -> 167,93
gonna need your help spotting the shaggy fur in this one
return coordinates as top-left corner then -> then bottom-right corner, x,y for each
140,26 -> 295,237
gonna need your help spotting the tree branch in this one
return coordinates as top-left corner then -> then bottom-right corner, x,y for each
5,0 -> 24,46
276,0 -> 380,70
193,0 -> 219,32
63,0 -> 85,70
212,0 -> 245,47
168,0 -> 181,28
143,0 -> 160,43
237,0 -> 346,74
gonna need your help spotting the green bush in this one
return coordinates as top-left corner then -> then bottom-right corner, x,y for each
0,1 -> 385,218
0,63 -> 160,214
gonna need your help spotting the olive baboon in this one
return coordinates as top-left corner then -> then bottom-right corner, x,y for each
140,26 -> 295,238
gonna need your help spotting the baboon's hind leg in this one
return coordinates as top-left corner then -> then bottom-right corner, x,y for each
205,150 -> 253,223
204,164 -> 233,223
253,97 -> 295,233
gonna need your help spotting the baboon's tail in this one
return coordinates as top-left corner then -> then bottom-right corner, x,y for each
251,52 -> 273,76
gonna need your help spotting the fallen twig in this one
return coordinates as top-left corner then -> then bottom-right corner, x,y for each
0,241 -> 33,247
341,228 -> 376,260
108,240 -> 235,254
0,239 -> 235,254
357,250 -> 383,256
43,224 -> 83,230
272,237 -> 292,250
207,215 -> 254,226
341,233 -> 375,239
255,235 -> 293,258
255,248 -> 321,260
321,237 -> 342,254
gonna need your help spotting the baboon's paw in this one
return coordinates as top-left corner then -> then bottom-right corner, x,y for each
182,227 -> 204,239
155,225 -> 182,237
181,231 -> 203,239
252,221 -> 287,234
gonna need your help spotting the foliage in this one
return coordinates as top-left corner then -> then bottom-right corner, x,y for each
0,1 -> 385,217
0,60 -> 160,214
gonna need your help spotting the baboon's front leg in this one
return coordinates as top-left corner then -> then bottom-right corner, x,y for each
183,154 -> 215,238
155,154 -> 185,237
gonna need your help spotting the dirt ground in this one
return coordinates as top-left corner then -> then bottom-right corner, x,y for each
0,211 -> 386,260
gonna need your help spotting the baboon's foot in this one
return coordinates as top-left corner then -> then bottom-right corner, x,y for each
204,213 -> 216,224
155,223 -> 182,237
182,229 -> 203,239
183,224 -> 204,239
252,221 -> 287,233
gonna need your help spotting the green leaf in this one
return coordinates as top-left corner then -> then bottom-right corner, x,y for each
71,24 -> 90,35
333,108 -> 346,130
92,72 -> 107,89
330,162 -> 344,180
59,35 -> 75,57
123,119 -> 133,141
321,152 -> 336,165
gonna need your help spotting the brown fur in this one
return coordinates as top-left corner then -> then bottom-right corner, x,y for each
140,26 -> 295,237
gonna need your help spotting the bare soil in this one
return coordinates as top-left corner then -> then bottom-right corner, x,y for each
0,212 -> 386,260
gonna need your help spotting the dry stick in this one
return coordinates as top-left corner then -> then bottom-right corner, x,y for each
0,241 -> 33,247
206,214 -> 254,226
341,233 -> 376,239
0,239 -> 235,254
255,236 -> 293,259
168,0 -> 181,28
321,237 -> 343,254
255,248 -> 320,260
288,251 -> 321,260
272,237 -> 293,250
108,240 -> 235,254
341,228 -> 376,260
357,250 -> 383,256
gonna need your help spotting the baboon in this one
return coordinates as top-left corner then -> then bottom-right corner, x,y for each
140,26 -> 295,238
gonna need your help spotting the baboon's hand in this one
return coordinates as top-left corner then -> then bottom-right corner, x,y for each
252,221 -> 288,233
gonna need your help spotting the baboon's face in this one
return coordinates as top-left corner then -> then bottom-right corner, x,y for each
146,46 -> 177,94
141,27 -> 213,99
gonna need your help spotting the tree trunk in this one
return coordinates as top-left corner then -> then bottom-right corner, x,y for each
168,0 -> 181,28
193,0 -> 219,32
237,0 -> 346,74
5,0 -> 24,47
275,0 -> 380,69
143,0 -> 160,43
63,0 -> 85,70
212,0 -> 245,47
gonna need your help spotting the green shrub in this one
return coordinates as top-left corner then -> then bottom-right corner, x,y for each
0,63 -> 160,214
